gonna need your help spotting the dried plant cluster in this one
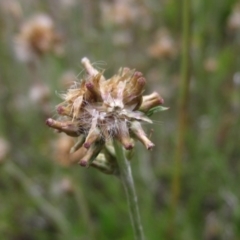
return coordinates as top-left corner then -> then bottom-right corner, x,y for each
46,58 -> 165,173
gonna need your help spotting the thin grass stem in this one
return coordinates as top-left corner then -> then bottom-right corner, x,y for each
5,162 -> 70,234
171,0 -> 191,215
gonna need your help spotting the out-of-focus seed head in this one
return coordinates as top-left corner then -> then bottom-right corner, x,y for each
204,58 -> 218,73
14,13 -> 63,62
1,0 -> 22,20
59,177 -> 74,195
100,0 -> 151,28
53,134 -> 75,166
29,82 -> 50,104
147,29 -> 176,59
47,58 -> 165,171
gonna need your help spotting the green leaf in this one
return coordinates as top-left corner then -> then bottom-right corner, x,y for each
146,106 -> 169,116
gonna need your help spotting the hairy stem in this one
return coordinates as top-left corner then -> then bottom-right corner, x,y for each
113,140 -> 145,240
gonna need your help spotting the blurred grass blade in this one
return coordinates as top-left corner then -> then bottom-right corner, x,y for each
4,162 -> 70,234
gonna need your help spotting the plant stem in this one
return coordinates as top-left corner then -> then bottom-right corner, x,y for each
171,0 -> 191,212
113,140 -> 145,240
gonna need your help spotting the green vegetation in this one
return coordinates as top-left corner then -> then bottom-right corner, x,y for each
0,1 -> 240,239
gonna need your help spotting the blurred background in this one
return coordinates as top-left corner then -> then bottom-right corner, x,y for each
0,0 -> 240,239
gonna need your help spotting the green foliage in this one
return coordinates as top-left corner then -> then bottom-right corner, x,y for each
146,106 -> 169,117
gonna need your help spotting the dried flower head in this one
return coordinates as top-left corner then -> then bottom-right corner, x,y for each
14,13 -> 63,62
1,0 -> 22,20
147,29 -> 176,59
29,82 -> 50,104
100,0 -> 151,28
46,58 -> 165,171
204,57 -> 218,73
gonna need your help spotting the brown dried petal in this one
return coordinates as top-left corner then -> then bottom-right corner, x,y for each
46,118 -> 80,137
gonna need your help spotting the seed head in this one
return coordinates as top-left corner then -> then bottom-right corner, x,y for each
46,58 -> 165,169
14,14 -> 63,62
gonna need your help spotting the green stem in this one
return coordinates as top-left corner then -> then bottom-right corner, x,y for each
113,140 -> 145,240
171,0 -> 191,212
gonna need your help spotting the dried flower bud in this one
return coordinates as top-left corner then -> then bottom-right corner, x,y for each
79,141 -> 104,167
47,57 -> 165,170
84,127 -> 101,149
140,92 -> 164,113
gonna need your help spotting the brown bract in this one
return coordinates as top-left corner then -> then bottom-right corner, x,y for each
46,58 -> 163,169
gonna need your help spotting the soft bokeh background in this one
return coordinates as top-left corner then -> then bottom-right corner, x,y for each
1,0 -> 240,239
